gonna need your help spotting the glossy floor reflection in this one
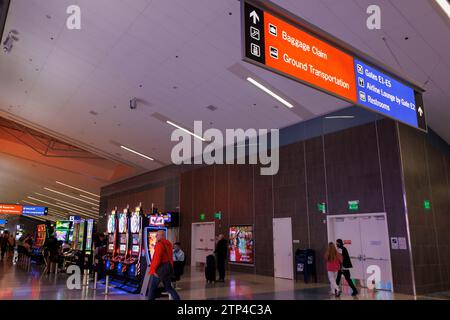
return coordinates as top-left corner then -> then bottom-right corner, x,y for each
0,260 -> 443,300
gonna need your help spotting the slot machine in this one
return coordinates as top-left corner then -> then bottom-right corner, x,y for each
143,213 -> 168,266
124,205 -> 146,279
55,220 -> 72,243
114,207 -> 130,276
104,209 -> 117,272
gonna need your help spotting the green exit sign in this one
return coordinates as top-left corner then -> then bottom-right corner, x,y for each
214,211 -> 222,220
348,200 -> 359,211
317,202 -> 326,213
200,213 -> 205,221
424,200 -> 431,210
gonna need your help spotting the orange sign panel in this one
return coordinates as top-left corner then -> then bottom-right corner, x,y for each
263,12 -> 357,102
0,204 -> 22,215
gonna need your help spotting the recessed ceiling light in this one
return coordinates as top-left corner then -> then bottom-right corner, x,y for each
79,194 -> 99,203
44,187 -> 99,206
246,77 -> 294,109
55,181 -> 99,198
325,116 -> 355,119
435,0 -> 450,19
34,192 -> 98,213
166,120 -> 206,141
120,145 -> 154,161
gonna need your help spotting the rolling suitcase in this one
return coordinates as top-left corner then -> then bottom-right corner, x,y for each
205,254 -> 216,283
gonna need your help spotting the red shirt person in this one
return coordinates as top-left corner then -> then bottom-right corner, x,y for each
147,230 -> 180,300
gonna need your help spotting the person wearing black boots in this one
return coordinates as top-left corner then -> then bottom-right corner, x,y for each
335,239 -> 359,296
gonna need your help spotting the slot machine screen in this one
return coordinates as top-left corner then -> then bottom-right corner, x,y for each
120,234 -> 127,244
77,222 -> 85,251
119,244 -> 126,253
132,245 -> 139,254
108,243 -> 114,252
85,219 -> 94,252
55,230 -> 67,242
132,234 -> 139,245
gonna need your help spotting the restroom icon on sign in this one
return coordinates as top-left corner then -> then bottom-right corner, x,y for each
359,91 -> 366,102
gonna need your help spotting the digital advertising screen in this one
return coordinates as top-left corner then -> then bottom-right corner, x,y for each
229,225 -> 254,264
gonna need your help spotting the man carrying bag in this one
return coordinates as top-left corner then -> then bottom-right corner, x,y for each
147,230 -> 180,300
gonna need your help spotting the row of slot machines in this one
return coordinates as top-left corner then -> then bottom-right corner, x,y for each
31,219 -> 95,269
104,206 -> 178,282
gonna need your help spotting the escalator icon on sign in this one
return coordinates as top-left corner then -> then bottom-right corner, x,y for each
250,43 -> 261,57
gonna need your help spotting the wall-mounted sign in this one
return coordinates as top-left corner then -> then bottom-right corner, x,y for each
390,237 -> 399,250
200,213 -> 205,221
0,219 -> 7,225
348,200 -> 359,211
317,202 -> 326,213
0,204 -> 22,215
22,206 -> 48,216
214,212 -> 222,220
242,0 -> 426,132
69,215 -> 81,221
398,237 -> 407,250
423,200 -> 431,211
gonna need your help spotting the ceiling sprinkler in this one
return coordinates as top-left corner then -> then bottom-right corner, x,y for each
3,30 -> 19,54
129,97 -> 137,110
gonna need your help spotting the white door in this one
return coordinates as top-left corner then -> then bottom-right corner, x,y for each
191,222 -> 215,267
273,218 -> 293,279
330,216 -> 364,281
359,215 -> 392,290
327,213 -> 393,291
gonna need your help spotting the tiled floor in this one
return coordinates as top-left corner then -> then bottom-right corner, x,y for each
0,259 -> 443,300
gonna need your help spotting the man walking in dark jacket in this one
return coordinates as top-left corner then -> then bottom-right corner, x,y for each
214,234 -> 228,282
336,239 -> 358,296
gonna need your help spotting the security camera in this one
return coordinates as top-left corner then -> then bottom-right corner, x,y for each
3,35 -> 13,53
129,98 -> 137,110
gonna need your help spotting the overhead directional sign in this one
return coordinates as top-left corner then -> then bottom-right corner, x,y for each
0,204 -> 22,215
242,0 -> 426,132
22,206 -> 48,216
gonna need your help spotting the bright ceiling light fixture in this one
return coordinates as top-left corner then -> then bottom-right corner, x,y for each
35,192 -> 98,213
325,116 -> 355,119
27,196 -> 81,213
166,121 -> 206,141
435,0 -> 450,19
79,194 -> 99,203
55,181 -> 100,198
55,202 -> 98,218
246,77 -> 294,109
120,145 -> 154,161
43,187 -> 99,206
21,200 -> 38,205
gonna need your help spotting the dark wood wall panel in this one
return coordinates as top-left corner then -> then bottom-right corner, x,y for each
399,124 -> 443,294
305,137 -> 328,283
376,120 -> 414,294
192,166 -> 215,223
179,171 -> 193,262
254,165 -> 274,276
324,123 -> 384,214
214,165 -> 229,239
426,142 -> 450,291
273,142 -> 308,247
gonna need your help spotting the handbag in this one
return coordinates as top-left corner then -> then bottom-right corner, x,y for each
155,244 -> 174,281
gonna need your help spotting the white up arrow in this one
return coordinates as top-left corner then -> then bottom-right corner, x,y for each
418,106 -> 423,117
250,10 -> 260,24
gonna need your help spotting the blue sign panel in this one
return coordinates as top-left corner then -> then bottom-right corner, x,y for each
354,59 -> 425,130
22,206 -> 48,216
0,219 -> 7,225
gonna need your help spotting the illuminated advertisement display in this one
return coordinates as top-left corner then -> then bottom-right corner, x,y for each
242,0 -> 426,131
229,225 -> 254,264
